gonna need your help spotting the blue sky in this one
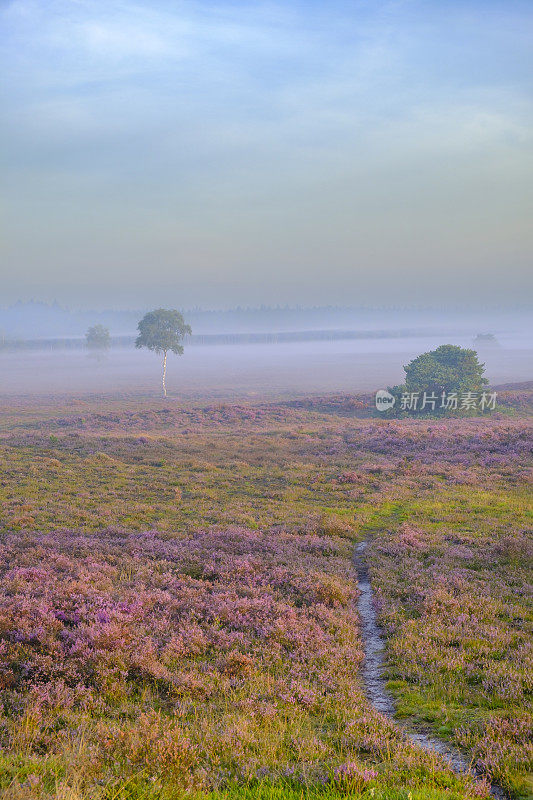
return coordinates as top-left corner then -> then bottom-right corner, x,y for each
1,0 -> 532,308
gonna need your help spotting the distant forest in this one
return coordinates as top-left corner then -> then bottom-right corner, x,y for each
0,301 -> 523,341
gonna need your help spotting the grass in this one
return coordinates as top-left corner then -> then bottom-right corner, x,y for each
366,488 -> 532,797
0,394 -> 530,799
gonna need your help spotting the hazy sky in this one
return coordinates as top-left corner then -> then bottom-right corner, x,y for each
2,0 -> 532,308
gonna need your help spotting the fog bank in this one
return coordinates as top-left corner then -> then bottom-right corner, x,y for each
1,337 -> 530,400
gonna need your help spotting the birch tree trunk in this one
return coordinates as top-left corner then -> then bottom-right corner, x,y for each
162,350 -> 167,397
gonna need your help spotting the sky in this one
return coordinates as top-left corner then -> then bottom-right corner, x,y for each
1,0 -> 532,309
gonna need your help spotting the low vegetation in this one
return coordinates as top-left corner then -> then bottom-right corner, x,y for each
0,393 -> 530,799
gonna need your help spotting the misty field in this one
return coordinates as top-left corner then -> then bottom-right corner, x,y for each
0,393 -> 531,800
1,339 -> 532,398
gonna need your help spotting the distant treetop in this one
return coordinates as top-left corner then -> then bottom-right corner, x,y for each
473,333 -> 499,346
85,324 -> 110,350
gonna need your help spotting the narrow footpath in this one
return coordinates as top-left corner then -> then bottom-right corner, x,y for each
354,539 -> 506,800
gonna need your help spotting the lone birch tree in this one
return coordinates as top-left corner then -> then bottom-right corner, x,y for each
135,309 -> 191,397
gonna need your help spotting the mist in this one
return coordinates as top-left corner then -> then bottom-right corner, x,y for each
1,0 -> 531,397
1,303 -> 531,398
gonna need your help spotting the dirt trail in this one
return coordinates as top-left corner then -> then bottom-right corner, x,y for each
354,539 -> 506,799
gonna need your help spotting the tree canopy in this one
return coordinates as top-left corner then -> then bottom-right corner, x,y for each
85,324 -> 110,350
404,344 -> 487,395
135,309 -> 191,355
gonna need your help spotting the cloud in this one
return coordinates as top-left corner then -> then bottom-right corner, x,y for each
1,0 -> 532,306
78,20 -> 171,58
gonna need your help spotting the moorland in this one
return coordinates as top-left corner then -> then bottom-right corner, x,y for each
0,389 -> 531,800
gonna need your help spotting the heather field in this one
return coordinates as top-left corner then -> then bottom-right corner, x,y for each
0,393 -> 531,800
